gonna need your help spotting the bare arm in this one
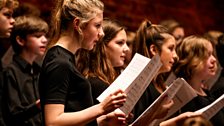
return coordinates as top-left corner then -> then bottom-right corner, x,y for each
44,89 -> 126,126
159,112 -> 201,126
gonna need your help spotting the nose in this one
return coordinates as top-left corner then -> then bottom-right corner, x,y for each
123,43 -> 130,53
41,36 -> 48,44
10,17 -> 15,25
173,50 -> 179,62
98,27 -> 104,39
211,54 -> 216,64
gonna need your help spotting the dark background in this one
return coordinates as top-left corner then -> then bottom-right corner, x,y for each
16,0 -> 224,35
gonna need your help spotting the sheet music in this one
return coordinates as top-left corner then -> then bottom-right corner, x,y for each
195,94 -> 224,120
164,72 -> 177,86
150,79 -> 197,126
97,53 -> 162,115
131,78 -> 187,126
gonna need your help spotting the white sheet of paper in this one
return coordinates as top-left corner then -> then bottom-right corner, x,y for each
195,94 -> 224,120
164,72 -> 177,86
97,53 -> 162,115
150,79 -> 197,126
131,78 -> 188,126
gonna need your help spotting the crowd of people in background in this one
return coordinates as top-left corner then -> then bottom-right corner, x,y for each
0,0 -> 223,126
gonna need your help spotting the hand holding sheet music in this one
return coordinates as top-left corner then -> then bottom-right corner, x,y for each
150,78 -> 198,126
131,78 -> 188,126
195,94 -> 224,120
97,53 -> 162,115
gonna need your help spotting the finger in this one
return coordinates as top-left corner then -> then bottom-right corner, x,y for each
111,93 -> 127,101
112,99 -> 126,106
112,89 -> 125,95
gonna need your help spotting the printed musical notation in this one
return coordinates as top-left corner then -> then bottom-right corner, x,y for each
97,53 -> 162,115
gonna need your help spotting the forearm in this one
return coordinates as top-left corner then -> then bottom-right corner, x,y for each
159,117 -> 178,126
44,104 -> 104,126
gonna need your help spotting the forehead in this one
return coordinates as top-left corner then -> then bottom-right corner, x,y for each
0,6 -> 13,13
110,29 -> 127,42
205,41 -> 213,51
162,33 -> 176,44
89,11 -> 103,23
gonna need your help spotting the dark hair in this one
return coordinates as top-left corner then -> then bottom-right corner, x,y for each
133,19 -> 168,58
13,2 -> 40,17
160,19 -> 183,34
216,34 -> 224,67
11,15 -> 48,54
76,18 -> 125,84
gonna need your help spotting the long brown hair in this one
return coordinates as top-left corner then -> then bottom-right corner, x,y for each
133,19 -> 175,91
76,18 -> 125,84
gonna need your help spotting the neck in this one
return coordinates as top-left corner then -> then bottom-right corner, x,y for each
189,77 -> 207,96
55,31 -> 80,54
20,51 -> 37,65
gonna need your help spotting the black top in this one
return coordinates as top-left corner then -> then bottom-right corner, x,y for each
132,83 -> 160,121
210,70 -> 224,99
39,46 -> 97,126
2,54 -> 41,126
180,90 -> 224,126
88,76 -> 109,104
0,60 -> 5,126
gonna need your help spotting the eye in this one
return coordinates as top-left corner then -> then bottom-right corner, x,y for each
116,40 -> 125,46
95,23 -> 102,28
168,45 -> 175,51
32,32 -> 46,38
3,12 -> 12,18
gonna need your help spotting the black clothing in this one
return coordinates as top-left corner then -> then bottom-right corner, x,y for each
39,46 -> 97,126
132,83 -> 160,120
210,70 -> 224,99
0,64 -> 5,126
2,54 -> 41,126
180,90 -> 224,126
88,76 -> 109,104
0,41 -> 5,126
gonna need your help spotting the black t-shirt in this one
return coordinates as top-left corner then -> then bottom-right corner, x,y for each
180,90 -> 224,126
0,62 -> 4,126
210,70 -> 224,99
39,46 -> 97,126
132,83 -> 160,121
88,76 -> 109,104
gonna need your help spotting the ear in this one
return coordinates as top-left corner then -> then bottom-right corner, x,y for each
16,36 -> 25,46
149,44 -> 158,56
73,18 -> 80,30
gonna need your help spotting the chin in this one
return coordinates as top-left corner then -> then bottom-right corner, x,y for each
84,46 -> 93,50
1,33 -> 10,38
210,72 -> 216,76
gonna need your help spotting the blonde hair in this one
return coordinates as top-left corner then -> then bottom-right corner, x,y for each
178,116 -> 213,126
49,0 -> 104,48
0,0 -> 18,10
174,35 -> 212,81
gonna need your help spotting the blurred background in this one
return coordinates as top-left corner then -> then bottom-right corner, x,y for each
12,0 -> 224,36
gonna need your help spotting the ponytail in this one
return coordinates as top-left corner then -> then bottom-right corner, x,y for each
134,20 -> 152,57
48,0 -> 64,48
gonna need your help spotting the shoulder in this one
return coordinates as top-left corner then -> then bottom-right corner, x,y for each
88,76 -> 109,89
43,52 -> 74,72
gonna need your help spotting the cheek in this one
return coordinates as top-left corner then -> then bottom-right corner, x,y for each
160,52 -> 169,64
